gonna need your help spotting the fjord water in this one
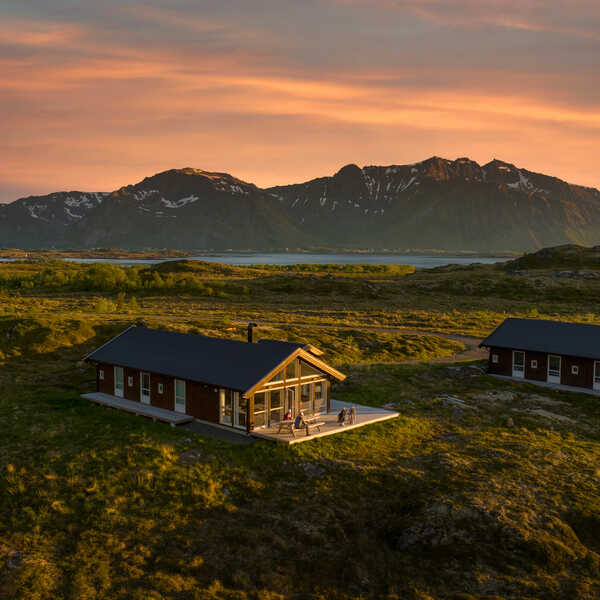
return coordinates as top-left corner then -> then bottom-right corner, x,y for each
46,252 -> 506,267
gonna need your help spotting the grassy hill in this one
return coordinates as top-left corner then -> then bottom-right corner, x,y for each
506,244 -> 600,271
0,255 -> 599,599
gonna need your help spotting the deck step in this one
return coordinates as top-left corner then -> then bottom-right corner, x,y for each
82,393 -> 194,425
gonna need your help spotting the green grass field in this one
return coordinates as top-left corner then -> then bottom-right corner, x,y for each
1,257 -> 599,599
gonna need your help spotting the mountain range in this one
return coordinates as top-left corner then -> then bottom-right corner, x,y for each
2,157 -> 600,252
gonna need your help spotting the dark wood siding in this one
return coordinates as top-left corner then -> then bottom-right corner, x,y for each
524,351 -> 547,382
486,348 -> 596,391
487,347 -> 512,376
187,381 -> 220,423
562,356 -> 594,389
94,363 -> 224,423
97,363 -> 114,395
151,373 -> 175,411
124,367 -> 140,402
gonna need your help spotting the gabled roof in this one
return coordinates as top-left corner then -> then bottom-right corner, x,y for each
85,326 -> 344,393
480,318 -> 600,360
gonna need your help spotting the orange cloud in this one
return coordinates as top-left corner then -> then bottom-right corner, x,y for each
0,5 -> 599,201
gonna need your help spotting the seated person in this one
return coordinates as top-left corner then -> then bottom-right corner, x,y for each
283,409 -> 293,421
337,407 -> 347,425
294,411 -> 306,430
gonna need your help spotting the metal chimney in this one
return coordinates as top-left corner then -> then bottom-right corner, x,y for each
248,322 -> 258,343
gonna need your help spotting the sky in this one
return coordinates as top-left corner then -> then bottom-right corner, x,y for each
1,0 -> 599,202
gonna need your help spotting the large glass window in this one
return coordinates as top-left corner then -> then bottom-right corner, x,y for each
301,361 -> 323,378
269,389 -> 283,424
268,369 -> 284,384
219,389 -> 232,425
254,392 -> 267,428
314,381 -> 326,413
235,393 -> 247,429
285,360 -> 298,380
300,383 -> 312,413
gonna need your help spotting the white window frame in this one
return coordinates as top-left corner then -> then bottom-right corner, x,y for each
547,355 -> 561,384
158,383 -> 164,394
492,354 -> 499,364
594,361 -> 600,391
140,372 -> 151,404
512,351 -> 525,378
531,360 -> 537,369
128,376 -> 133,387
571,365 -> 579,376
114,366 -> 124,397
174,379 -> 186,413
99,369 -> 105,380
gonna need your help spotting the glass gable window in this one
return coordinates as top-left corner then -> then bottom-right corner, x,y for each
254,392 -> 267,428
285,360 -> 298,380
301,361 -> 323,378
268,369 -> 284,384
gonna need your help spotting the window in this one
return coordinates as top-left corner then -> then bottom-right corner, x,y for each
269,389 -> 283,424
285,360 -> 298,380
571,365 -> 579,376
254,392 -> 267,428
175,380 -> 186,413
158,383 -> 164,394
314,381 -> 326,413
300,383 -> 312,413
301,361 -> 322,378
492,354 -> 499,364
268,369 -> 284,384
99,369 -> 105,380
235,393 -> 247,429
219,389 -> 233,425
531,360 -> 538,369
128,376 -> 133,387
548,355 -> 561,377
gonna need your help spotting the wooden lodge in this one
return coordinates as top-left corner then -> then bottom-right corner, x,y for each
480,318 -> 600,393
84,323 -> 346,433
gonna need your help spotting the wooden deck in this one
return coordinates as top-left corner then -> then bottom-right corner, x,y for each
82,392 -> 194,426
251,399 -> 399,445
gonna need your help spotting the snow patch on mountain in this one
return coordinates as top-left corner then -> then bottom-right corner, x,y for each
161,195 -> 199,209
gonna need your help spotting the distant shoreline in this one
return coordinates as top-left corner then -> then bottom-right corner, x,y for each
0,248 -> 519,260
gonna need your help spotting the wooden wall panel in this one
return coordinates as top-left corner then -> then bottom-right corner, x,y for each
150,373 -> 175,411
562,356 -> 594,389
124,367 -> 140,402
187,381 -> 219,423
487,347 -> 512,376
524,351 -> 547,382
97,363 -> 114,395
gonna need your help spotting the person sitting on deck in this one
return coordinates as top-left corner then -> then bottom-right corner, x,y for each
294,411 -> 306,430
337,407 -> 347,425
283,409 -> 292,421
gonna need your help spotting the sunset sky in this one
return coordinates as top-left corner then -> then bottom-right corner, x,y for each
1,0 -> 599,202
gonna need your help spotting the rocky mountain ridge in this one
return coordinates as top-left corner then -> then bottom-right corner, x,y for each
2,157 -> 599,252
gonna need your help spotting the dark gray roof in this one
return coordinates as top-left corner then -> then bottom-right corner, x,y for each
480,318 -> 600,360
86,326 -> 304,392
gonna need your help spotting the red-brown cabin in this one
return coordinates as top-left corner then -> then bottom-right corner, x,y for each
480,318 -> 600,393
84,323 -> 346,433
